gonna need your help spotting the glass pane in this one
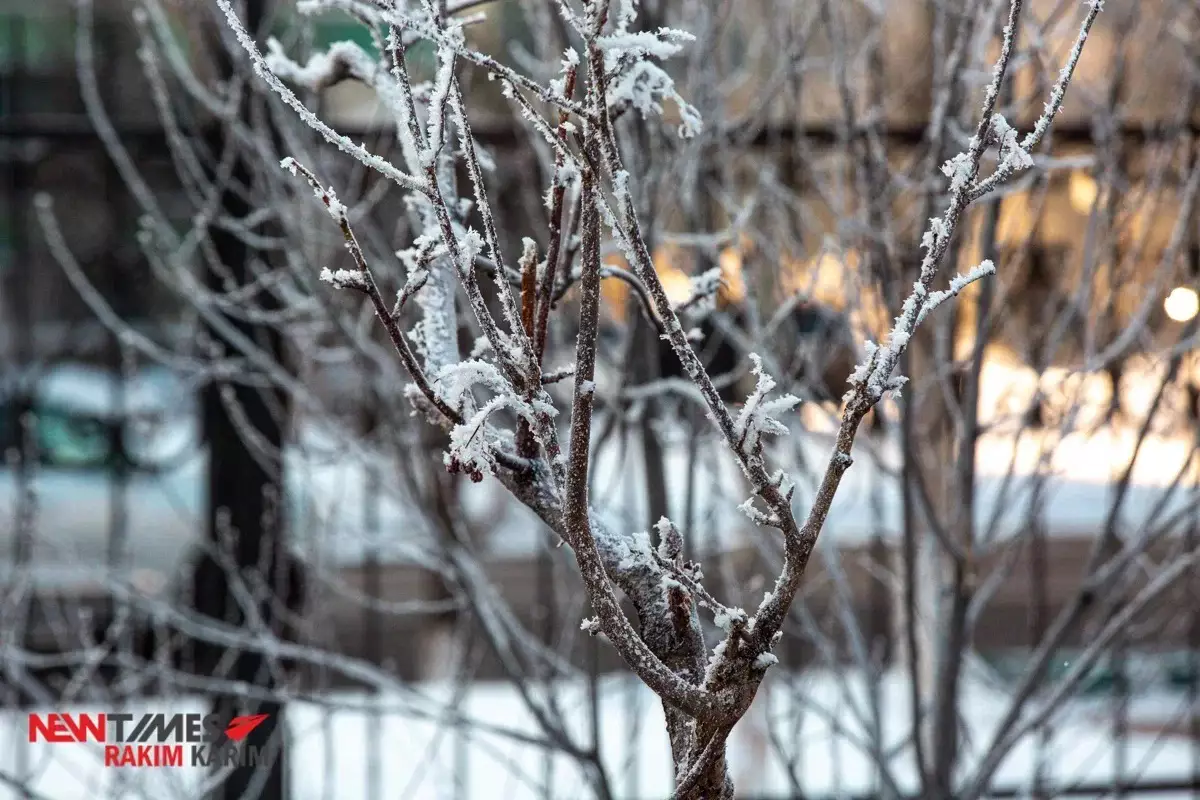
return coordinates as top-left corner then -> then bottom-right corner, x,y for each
35,408 -> 113,468
1165,652 -> 1199,689
0,13 -> 73,73
312,17 -> 379,56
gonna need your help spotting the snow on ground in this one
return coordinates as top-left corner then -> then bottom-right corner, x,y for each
2,668 -> 1197,799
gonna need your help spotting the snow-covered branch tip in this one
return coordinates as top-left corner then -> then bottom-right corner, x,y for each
737,497 -> 781,528
732,355 -> 801,457
836,1 -> 1100,409
434,359 -> 558,482
968,0 -> 1104,202
596,26 -> 703,137
846,259 -> 995,404
319,268 -> 369,291
673,267 -> 724,316
216,0 -> 426,194
279,157 -> 347,223
280,158 -> 370,292
916,260 -> 996,325
265,38 -> 364,92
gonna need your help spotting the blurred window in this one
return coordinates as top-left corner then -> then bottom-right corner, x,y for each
0,13 -> 73,74
1,12 -> 78,119
34,406 -> 114,469
311,15 -> 379,55
986,648 -> 1200,697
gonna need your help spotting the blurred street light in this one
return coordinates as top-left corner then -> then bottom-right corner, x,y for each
1164,286 -> 1199,322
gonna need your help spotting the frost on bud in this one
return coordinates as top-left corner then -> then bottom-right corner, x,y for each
940,153 -> 972,194
443,395 -> 510,483
732,354 -> 800,456
921,216 -> 949,252
753,652 -> 779,670
655,516 -> 684,562
580,617 -> 601,635
319,267 -> 368,291
991,114 -> 1034,172
738,497 -> 776,527
458,228 -> 485,278
767,469 -> 795,501
662,575 -> 693,639
679,267 -> 723,316
883,374 -> 909,399
618,530 -> 656,570
713,607 -> 747,633
846,340 -> 878,396
444,452 -> 485,483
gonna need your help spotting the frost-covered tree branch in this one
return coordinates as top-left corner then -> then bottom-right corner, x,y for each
204,0 -> 1106,794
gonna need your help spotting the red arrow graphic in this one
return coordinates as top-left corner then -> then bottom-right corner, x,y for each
224,714 -> 270,742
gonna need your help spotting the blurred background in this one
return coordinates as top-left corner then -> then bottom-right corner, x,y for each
2,0 -> 1200,797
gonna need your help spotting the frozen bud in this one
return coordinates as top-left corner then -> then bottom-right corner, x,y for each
655,517 -> 684,562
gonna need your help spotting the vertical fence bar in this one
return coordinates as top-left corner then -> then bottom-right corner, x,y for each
198,2 -> 291,798
1189,454 -> 1199,800
1113,577 -> 1129,799
869,483 -> 889,797
363,399 -> 382,800
1030,509 -> 1049,798
99,72 -> 132,700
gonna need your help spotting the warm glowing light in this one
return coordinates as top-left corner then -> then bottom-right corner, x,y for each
649,245 -> 693,305
811,252 -> 849,307
659,267 -> 693,304
1165,287 -> 1199,322
718,247 -> 745,302
996,193 -> 1034,244
1069,171 -> 1098,214
600,257 -> 631,318
777,251 -> 863,307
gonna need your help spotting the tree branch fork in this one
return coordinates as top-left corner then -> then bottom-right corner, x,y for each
214,0 -> 1103,793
